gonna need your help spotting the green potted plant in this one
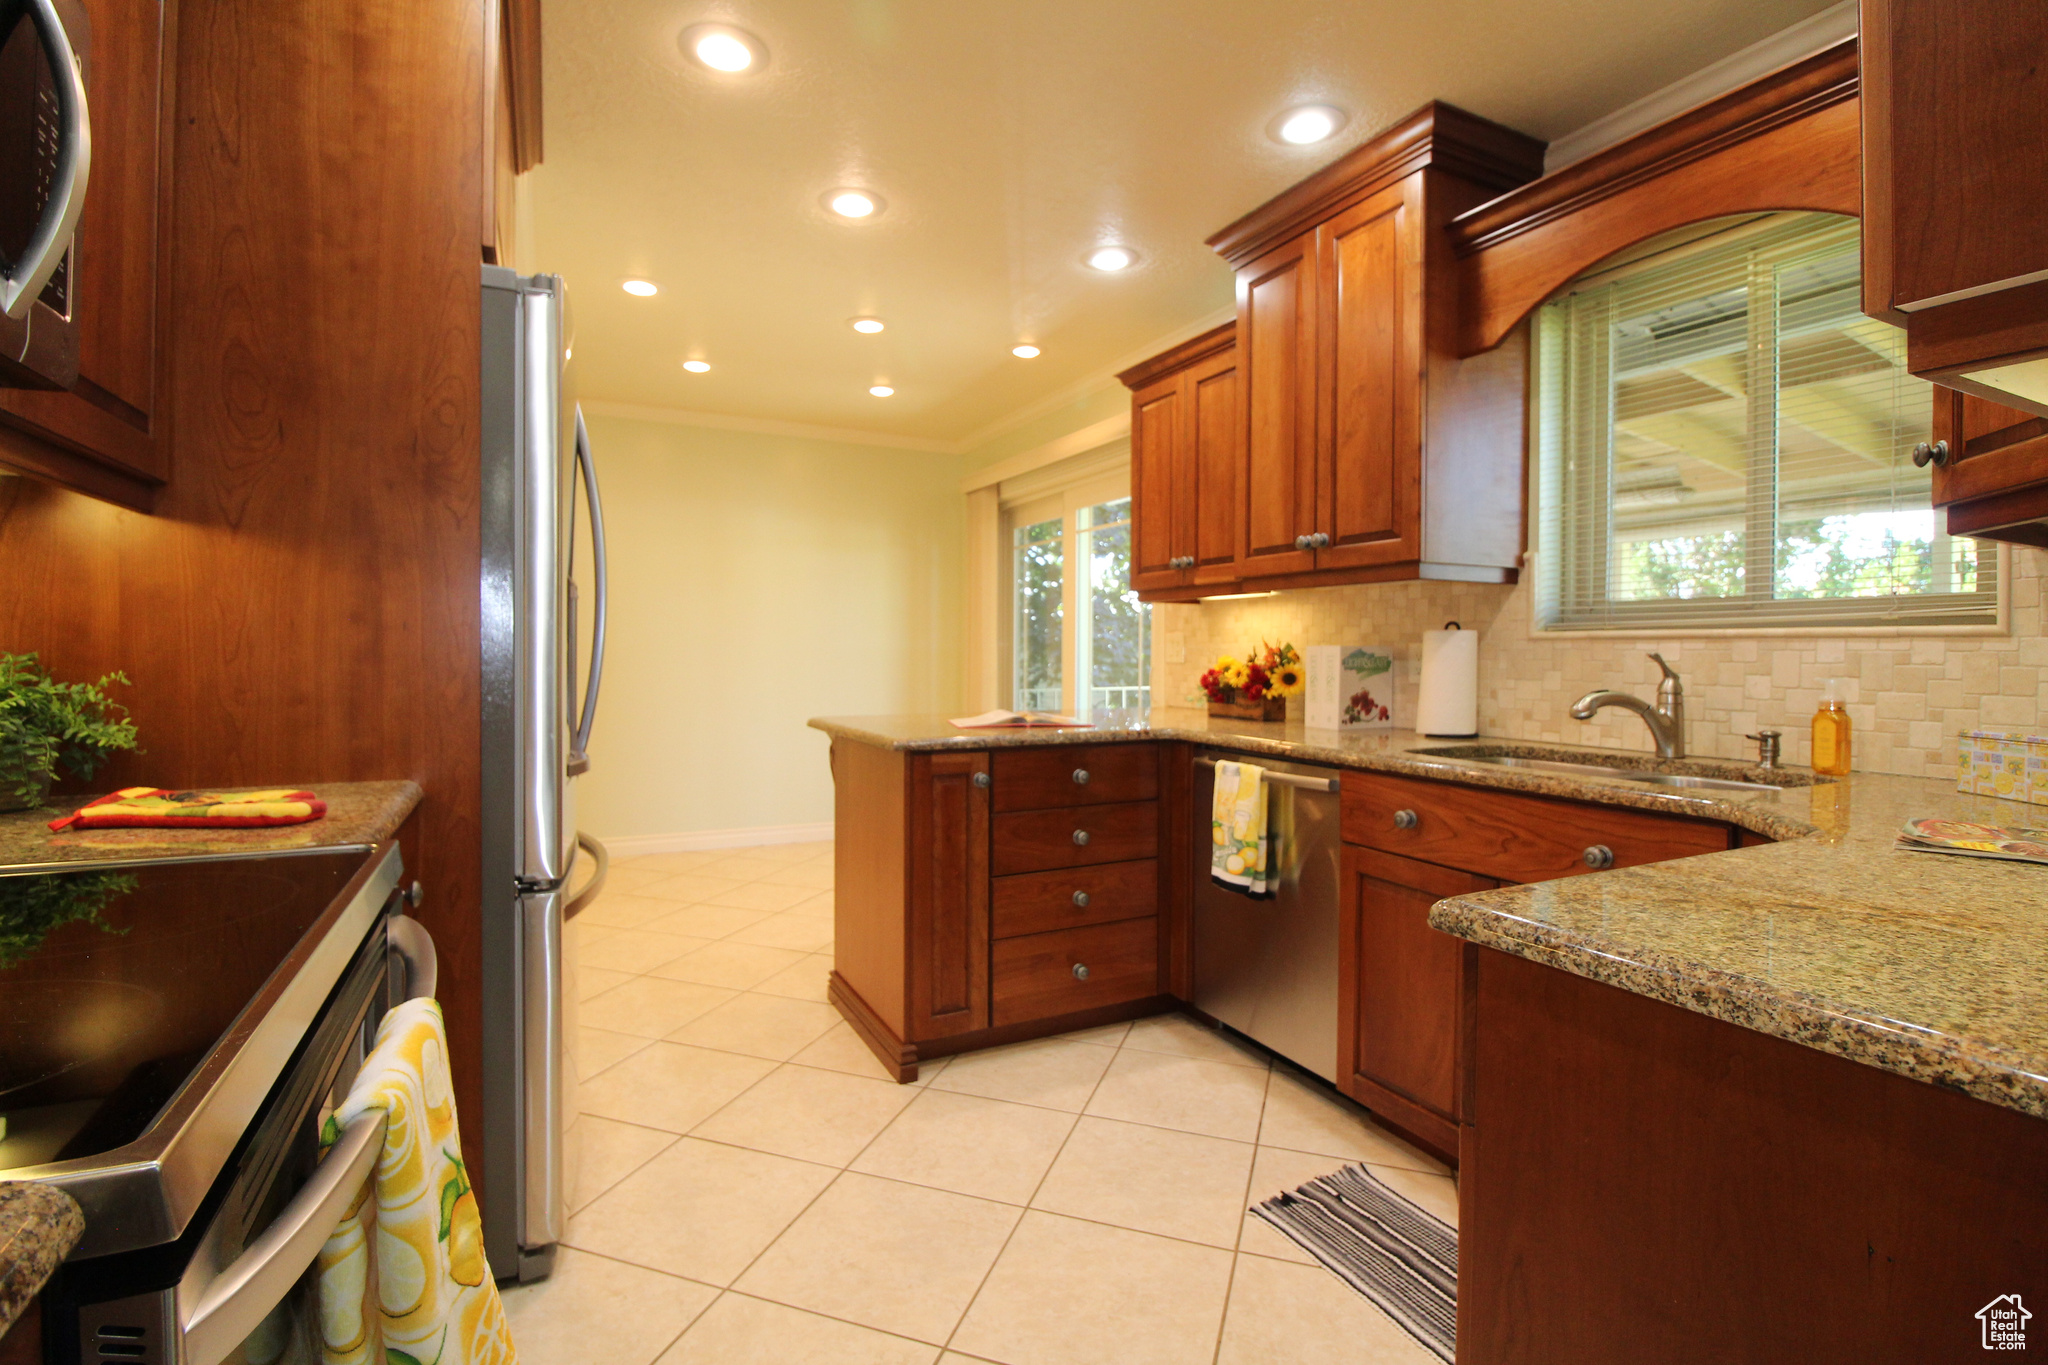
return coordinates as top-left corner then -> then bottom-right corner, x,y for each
0,653 -> 140,812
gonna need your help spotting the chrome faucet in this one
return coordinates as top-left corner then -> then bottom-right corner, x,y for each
1570,653 -> 1687,759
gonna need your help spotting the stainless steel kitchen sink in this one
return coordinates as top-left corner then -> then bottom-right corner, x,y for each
1412,745 -> 1831,792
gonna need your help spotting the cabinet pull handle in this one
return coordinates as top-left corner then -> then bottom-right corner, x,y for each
1393,809 -> 1418,829
1072,962 -> 1090,981
1911,440 -> 1951,468
1582,844 -> 1615,870
1072,890 -> 1090,908
972,772 -> 991,789
1072,768 -> 1091,785
1072,829 -> 1090,846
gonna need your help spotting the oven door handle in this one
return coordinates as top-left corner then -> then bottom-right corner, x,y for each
388,912 -> 438,1000
180,1109 -> 388,1365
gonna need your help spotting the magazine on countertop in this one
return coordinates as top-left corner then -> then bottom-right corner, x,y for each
949,709 -> 1091,729
1895,818 -> 2048,865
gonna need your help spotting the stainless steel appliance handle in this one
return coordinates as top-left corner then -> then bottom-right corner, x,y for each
181,1110 -> 387,1365
570,405 -> 608,768
388,914 -> 438,1000
566,830 -> 609,920
2,0 -> 92,319
1194,755 -> 1339,793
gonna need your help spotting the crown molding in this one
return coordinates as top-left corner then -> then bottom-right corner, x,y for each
578,400 -> 965,454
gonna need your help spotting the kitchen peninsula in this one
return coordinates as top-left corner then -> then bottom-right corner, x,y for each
814,711 -> 2047,1361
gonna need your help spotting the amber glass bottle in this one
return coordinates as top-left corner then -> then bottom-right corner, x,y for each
1811,679 -> 1852,776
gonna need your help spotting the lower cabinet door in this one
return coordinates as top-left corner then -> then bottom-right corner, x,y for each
1339,843 -> 1492,1153
907,751 -> 991,1039
991,917 -> 1158,1027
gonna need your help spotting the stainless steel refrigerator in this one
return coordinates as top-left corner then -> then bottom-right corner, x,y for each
479,265 -> 607,1284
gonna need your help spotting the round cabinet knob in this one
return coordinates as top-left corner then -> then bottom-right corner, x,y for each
1072,890 -> 1091,908
1309,532 -> 1331,548
1393,809 -> 1419,830
1911,440 -> 1951,468
1072,962 -> 1091,981
972,772 -> 991,789
1582,844 -> 1616,870
403,880 -> 425,910
1072,829 -> 1091,846
1072,768 -> 1091,785
1294,534 -> 1311,551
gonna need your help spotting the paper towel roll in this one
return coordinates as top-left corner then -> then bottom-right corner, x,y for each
1416,626 -> 1478,737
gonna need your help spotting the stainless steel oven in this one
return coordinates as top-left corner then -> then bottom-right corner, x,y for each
1,842 -> 437,1365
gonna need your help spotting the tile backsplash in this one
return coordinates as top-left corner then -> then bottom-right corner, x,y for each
1150,546 -> 2048,780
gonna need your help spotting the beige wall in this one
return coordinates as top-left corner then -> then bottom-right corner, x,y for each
1153,545 -> 2048,779
580,412 -> 968,844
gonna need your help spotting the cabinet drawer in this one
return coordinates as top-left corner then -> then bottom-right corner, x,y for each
1340,771 -> 1729,883
992,917 -> 1160,1027
992,859 -> 1159,940
992,801 -> 1159,875
992,744 -> 1159,812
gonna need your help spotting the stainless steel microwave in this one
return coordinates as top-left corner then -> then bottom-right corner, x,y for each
0,0 -> 91,390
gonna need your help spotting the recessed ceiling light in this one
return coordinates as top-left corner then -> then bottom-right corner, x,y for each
824,189 -> 883,220
1271,104 -> 1347,145
621,279 -> 659,297
1012,344 -> 1041,359
869,385 -> 895,397
850,317 -> 885,334
680,23 -> 765,73
1085,245 -> 1136,272
682,359 -> 711,373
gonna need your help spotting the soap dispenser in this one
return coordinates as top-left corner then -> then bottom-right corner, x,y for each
1811,679 -> 1852,776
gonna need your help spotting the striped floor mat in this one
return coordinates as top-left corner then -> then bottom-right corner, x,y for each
1251,1163 -> 1457,1363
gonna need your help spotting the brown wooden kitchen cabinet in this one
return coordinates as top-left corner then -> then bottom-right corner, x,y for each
1339,844 -> 1490,1158
0,0 -> 177,509
1928,386 -> 2048,549
830,739 -> 1172,1080
1202,103 -> 1546,592
1336,769 -> 1745,1163
1862,0 -> 2048,463
1118,324 -> 1240,597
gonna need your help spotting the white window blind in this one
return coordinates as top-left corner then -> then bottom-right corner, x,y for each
1534,211 -> 1998,631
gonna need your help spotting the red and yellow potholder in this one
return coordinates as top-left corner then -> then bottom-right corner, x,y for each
48,786 -> 327,832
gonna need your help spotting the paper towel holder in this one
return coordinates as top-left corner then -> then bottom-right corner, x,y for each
1418,621 -> 1479,739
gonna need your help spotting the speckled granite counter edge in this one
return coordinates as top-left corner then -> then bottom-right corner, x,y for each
808,718 -> 1819,843
0,779 -> 424,870
1428,896 -> 2048,1119
0,1183 -> 83,1342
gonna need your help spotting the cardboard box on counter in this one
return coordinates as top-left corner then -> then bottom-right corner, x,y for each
1959,730 -> 2048,805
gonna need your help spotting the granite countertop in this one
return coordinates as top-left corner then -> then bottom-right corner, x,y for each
0,1183 -> 82,1342
0,780 -> 423,871
812,710 -> 2048,1119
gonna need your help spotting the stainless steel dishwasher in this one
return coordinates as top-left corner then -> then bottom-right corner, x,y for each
1192,750 -> 1342,1082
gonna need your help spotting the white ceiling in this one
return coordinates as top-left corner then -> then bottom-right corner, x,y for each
535,0 -> 1839,448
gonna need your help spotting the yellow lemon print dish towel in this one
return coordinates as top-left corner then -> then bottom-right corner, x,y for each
1210,760 -> 1275,898
317,997 -> 516,1365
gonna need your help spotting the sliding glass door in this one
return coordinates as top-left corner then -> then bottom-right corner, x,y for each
1006,477 -> 1150,718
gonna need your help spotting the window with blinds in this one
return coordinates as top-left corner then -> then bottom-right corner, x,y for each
1533,211 -> 1999,631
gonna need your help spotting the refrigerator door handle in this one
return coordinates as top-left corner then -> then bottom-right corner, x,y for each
569,405 -> 607,771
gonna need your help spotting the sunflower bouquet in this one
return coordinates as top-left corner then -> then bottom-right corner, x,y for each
1199,641 -> 1303,718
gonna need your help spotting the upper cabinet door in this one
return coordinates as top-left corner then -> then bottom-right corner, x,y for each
0,0 -> 173,507
1863,0 -> 2048,314
1316,180 -> 1421,569
1236,234 -> 1320,577
1128,373 -> 1186,592
1185,346 -> 1241,586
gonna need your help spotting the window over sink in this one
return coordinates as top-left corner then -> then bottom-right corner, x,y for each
1533,211 -> 2000,631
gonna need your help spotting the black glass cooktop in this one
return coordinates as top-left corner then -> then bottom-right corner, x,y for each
0,851 -> 371,1170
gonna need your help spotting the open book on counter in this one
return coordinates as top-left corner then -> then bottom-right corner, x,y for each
1895,818 -> 2048,865
949,709 -> 1091,729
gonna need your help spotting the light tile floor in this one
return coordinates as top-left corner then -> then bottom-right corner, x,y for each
502,843 -> 1454,1365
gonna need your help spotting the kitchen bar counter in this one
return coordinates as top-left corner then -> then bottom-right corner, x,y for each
0,780 -> 423,870
813,711 -> 2048,1119
0,1183 -> 82,1344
